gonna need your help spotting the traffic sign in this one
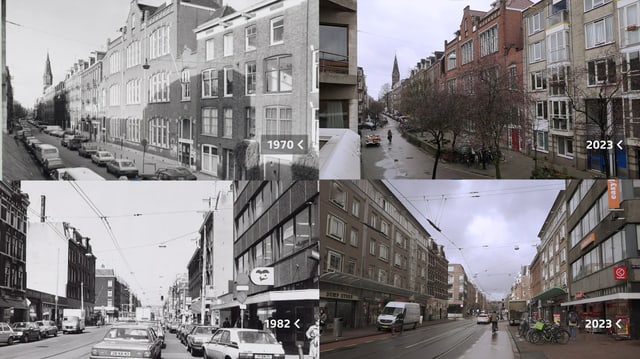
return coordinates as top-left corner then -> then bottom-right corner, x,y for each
237,273 -> 250,285
237,292 -> 247,304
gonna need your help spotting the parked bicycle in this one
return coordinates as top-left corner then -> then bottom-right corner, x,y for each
528,320 -> 570,345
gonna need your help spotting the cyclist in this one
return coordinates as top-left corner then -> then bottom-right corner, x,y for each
491,311 -> 499,332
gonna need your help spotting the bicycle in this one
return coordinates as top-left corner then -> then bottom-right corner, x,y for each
529,321 -> 570,344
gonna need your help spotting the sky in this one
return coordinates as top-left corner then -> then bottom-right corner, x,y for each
6,0 -> 254,108
359,0 -> 512,99
386,180 -> 566,301
21,180 -> 233,307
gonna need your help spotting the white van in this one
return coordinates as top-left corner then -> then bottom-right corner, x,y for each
36,144 -> 59,164
377,302 -> 421,331
54,167 -> 106,181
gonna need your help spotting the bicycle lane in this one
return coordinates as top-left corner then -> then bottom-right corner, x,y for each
505,321 -> 640,359
454,322 -> 516,359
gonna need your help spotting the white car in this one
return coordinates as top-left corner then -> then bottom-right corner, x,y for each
477,313 -> 490,324
203,328 -> 285,359
91,151 -> 115,166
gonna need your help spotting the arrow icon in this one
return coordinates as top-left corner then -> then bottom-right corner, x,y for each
294,319 -> 301,329
617,140 -> 623,150
297,140 -> 304,150
616,319 -> 622,329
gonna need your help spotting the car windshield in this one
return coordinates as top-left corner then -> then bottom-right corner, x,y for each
237,331 -> 278,344
120,161 -> 134,167
105,328 -> 150,341
194,327 -> 216,334
381,307 -> 404,316
12,323 -> 27,328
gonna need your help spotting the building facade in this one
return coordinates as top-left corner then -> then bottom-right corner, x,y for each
320,180 -> 449,329
80,52 -> 106,141
95,267 -> 140,323
0,181 -> 29,323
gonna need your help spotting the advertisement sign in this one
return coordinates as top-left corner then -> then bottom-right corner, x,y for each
250,267 -> 275,286
607,179 -> 621,209
614,265 -> 628,280
615,316 -> 630,338
580,232 -> 595,250
553,313 -> 561,324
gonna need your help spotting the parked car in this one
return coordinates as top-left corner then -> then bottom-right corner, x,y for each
137,321 -> 166,349
91,151 -> 115,166
14,130 -> 24,139
142,167 -> 198,181
11,322 -> 41,342
203,328 -> 285,359
186,326 -> 218,356
0,322 -> 16,345
106,159 -> 139,178
89,324 -> 162,359
477,313 -> 490,324
35,320 -> 58,338
26,137 -> 41,151
78,143 -> 99,158
179,324 -> 196,345
61,134 -> 75,147
68,138 -> 83,150
43,157 -> 65,176
75,134 -> 90,142
50,129 -> 65,137
358,121 -> 377,130
365,134 -> 381,146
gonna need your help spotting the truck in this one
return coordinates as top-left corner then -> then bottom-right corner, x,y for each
135,307 -> 153,321
62,309 -> 85,334
507,300 -> 527,326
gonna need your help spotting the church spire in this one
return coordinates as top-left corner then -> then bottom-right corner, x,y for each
43,52 -> 53,93
392,54 -> 400,87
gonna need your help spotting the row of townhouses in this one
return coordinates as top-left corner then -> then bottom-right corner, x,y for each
35,0 -> 319,180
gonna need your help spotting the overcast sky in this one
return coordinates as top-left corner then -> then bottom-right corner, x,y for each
6,0 -> 255,107
386,180 -> 565,301
22,180 -> 233,306
359,0 -> 510,99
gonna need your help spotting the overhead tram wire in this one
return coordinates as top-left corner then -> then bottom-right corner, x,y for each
400,183 -> 565,201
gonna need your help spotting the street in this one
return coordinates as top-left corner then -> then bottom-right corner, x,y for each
360,115 -> 486,179
321,319 -> 513,359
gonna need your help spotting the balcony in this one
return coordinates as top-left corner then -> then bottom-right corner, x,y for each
320,51 -> 356,85
547,10 -> 569,28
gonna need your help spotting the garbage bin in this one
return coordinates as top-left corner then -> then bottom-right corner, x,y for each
333,318 -> 343,337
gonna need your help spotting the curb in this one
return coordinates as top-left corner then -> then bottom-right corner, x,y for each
505,324 -> 523,359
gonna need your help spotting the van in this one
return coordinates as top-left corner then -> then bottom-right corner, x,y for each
35,144 -> 59,164
377,302 -> 421,331
54,167 -> 106,181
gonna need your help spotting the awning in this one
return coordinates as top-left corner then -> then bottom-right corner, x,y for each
532,287 -> 568,302
561,292 -> 640,307
0,297 -> 28,309
208,289 -> 318,310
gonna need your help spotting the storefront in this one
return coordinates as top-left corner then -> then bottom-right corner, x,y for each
561,293 -> 640,339
532,287 -> 568,325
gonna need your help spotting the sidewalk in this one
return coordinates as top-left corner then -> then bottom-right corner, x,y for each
505,322 -> 640,359
320,318 -> 449,345
95,140 -> 217,180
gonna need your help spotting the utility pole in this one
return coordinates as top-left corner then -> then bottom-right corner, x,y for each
55,248 -> 59,324
81,281 -> 84,312
201,225 -> 206,325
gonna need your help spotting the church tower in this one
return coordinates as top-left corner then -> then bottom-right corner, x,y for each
392,55 -> 400,87
43,52 -> 53,93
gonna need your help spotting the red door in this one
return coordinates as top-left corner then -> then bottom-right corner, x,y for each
511,129 -> 520,151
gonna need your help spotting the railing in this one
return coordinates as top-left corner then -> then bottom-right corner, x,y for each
547,9 -> 569,27
320,51 -> 350,74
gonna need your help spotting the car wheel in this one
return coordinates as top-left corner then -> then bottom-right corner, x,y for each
23,335 -> 28,343
54,331 -> 58,337
7,337 -> 13,345
190,347 -> 197,357
37,333 -> 41,341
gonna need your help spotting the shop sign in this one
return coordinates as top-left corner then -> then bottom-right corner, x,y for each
607,180 -> 621,209
614,265 -> 627,280
580,233 -> 595,250
575,291 -> 584,299
321,291 -> 358,301
553,313 -> 561,324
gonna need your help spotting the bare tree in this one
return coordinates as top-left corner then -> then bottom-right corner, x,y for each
378,83 -> 392,111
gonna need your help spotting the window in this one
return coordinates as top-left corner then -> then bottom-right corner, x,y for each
379,245 -> 389,261
109,84 -> 120,106
381,221 -> 389,236
149,118 -> 169,148
557,136 -> 574,157
622,51 -> 640,91
509,66 -> 518,90
223,33 -> 233,56
109,51 -> 121,74
126,118 -> 140,142
224,67 -> 233,97
347,260 -> 356,275
327,250 -> 342,272
535,130 -> 549,151
150,25 -> 170,59
205,39 -> 215,61
330,182 -> 346,208
584,0 -> 611,12
394,253 -> 402,267
126,41 -> 141,68
529,40 -> 545,63
480,25 -> 498,56
264,106 -> 292,135
352,199 -> 360,217
202,107 -> 218,136
149,72 -> 170,103
265,55 -> 292,93
126,79 -> 140,104
620,4 -> 640,47
549,66 -> 568,96
270,16 -> 284,45
202,69 -> 219,98
245,107 -> 255,138
531,71 -> 547,90
378,269 -> 387,283
245,62 -> 256,95
370,213 -> 377,228
447,51 -> 456,70
223,108 -> 232,139
536,101 -> 548,119
585,16 -> 614,48
181,70 -> 190,100
461,41 -> 473,65
350,229 -> 359,247
245,25 -> 257,51
550,100 -> 572,131
587,58 -> 616,86
327,215 -> 345,241
547,31 -> 568,63
528,12 -> 542,35
369,239 -> 376,255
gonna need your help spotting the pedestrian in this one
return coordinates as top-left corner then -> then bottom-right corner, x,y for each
306,320 -> 320,359
393,311 -> 405,334
319,309 -> 327,334
491,311 -> 498,332
568,308 -> 578,340
222,317 -> 231,328
387,129 -> 392,143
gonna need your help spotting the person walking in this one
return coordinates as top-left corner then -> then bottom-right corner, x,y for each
568,308 -> 578,341
387,129 -> 393,144
306,320 -> 320,359
319,309 -> 327,334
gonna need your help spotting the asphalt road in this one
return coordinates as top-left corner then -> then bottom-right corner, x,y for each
321,319 -> 514,359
